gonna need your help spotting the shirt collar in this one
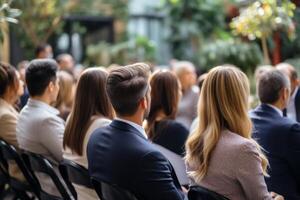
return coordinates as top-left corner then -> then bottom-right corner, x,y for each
115,117 -> 148,139
27,98 -> 60,115
266,104 -> 283,116
291,86 -> 299,101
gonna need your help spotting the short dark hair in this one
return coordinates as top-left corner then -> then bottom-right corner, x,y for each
106,63 -> 150,116
0,62 -> 19,97
35,43 -> 50,57
26,59 -> 58,97
258,69 -> 290,104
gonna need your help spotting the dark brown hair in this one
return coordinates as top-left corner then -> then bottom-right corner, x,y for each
146,70 -> 180,140
106,63 -> 150,116
63,68 -> 114,155
0,62 -> 19,98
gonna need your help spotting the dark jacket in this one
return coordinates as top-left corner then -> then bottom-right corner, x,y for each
87,120 -> 185,200
250,104 -> 300,200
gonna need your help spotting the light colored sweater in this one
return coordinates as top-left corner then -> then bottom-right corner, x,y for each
187,130 -> 273,200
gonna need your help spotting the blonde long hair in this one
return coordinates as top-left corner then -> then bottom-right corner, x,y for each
185,66 -> 268,182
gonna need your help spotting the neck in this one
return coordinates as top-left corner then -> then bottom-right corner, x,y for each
117,114 -> 143,126
2,95 -> 15,105
31,95 -> 51,105
269,101 -> 284,110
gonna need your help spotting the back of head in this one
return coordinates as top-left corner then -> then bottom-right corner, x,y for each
146,69 -> 180,139
106,63 -> 150,116
0,62 -> 19,98
26,59 -> 58,97
186,65 -> 262,181
55,71 -> 74,109
172,61 -> 195,76
276,63 -> 297,80
64,67 -> 113,155
258,69 -> 290,104
255,65 -> 273,81
56,53 -> 74,73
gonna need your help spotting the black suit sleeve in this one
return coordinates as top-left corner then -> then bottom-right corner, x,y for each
135,151 -> 185,200
287,123 -> 300,187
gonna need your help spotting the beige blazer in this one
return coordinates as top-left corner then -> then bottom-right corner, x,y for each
63,117 -> 111,200
0,98 -> 24,181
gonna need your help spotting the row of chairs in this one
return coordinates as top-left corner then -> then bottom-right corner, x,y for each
0,138 -> 228,200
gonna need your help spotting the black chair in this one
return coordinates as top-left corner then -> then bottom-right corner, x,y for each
0,139 -> 39,199
91,177 -> 139,200
59,159 -> 93,199
22,151 -> 74,200
188,185 -> 230,200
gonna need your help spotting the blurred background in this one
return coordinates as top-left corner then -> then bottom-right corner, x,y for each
0,0 -> 300,77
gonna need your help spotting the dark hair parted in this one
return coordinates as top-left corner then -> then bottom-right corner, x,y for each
146,70 -> 180,140
106,63 -> 150,116
258,69 -> 290,104
63,68 -> 114,155
0,62 -> 19,97
26,59 -> 58,97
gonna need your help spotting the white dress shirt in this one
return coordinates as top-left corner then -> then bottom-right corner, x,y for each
115,118 -> 148,139
286,87 -> 298,121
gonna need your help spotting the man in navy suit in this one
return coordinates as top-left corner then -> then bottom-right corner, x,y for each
277,63 -> 300,122
250,69 -> 300,200
87,63 -> 185,200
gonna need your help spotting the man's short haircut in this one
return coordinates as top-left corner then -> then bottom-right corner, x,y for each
106,63 -> 150,116
258,69 -> 290,104
26,59 -> 58,97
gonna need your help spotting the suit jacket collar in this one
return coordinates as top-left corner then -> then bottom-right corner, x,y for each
110,120 -> 148,141
257,104 -> 283,118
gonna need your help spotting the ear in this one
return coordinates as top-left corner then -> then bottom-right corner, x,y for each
140,97 -> 147,109
283,87 -> 290,101
48,81 -> 55,93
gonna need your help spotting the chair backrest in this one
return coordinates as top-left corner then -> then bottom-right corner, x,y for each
188,185 -> 230,200
22,151 -> 73,200
152,143 -> 189,186
91,177 -> 139,200
59,159 -> 93,199
0,139 -> 40,197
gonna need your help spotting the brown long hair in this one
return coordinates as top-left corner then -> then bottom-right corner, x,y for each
145,69 -> 180,140
0,62 -> 19,98
185,66 -> 268,182
63,67 -> 114,155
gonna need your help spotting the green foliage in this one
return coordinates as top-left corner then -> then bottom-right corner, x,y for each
198,39 -> 263,72
162,0 -> 227,60
230,0 -> 296,40
86,35 -> 156,66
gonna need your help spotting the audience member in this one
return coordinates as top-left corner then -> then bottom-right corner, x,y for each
255,65 -> 273,82
186,66 -> 282,200
17,60 -> 30,109
190,73 -> 208,132
87,63 -> 185,200
0,62 -> 24,180
35,43 -> 53,59
250,69 -> 300,199
54,71 -> 74,121
56,53 -> 75,75
16,59 -> 64,196
173,61 -> 199,129
63,67 -> 114,200
145,69 -> 188,156
276,63 -> 300,122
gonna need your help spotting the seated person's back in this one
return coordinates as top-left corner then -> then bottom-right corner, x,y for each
87,63 -> 184,200
250,69 -> 300,199
145,70 -> 189,156
17,59 -> 65,196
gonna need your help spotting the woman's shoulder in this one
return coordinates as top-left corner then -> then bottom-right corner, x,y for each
90,117 -> 111,129
221,130 -> 257,154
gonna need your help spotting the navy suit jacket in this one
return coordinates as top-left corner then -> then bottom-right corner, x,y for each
250,104 -> 300,200
295,88 -> 300,122
87,120 -> 185,200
